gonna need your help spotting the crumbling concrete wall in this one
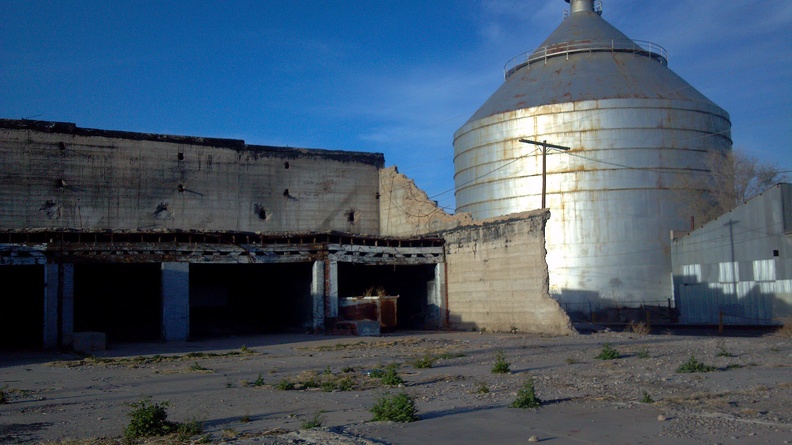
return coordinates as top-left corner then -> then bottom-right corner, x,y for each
379,166 -> 472,237
0,120 -> 382,234
442,211 -> 574,335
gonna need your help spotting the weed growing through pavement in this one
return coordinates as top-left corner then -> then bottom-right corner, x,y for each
637,347 -> 650,359
380,364 -> 404,386
476,382 -> 490,394
716,340 -> 735,357
189,362 -> 211,372
676,355 -> 717,373
412,355 -> 435,369
641,391 -> 654,403
124,397 -> 201,440
510,377 -> 542,409
253,374 -> 265,387
301,412 -> 325,429
565,357 -> 578,365
491,350 -> 511,374
371,392 -> 419,422
276,379 -> 295,390
595,343 -> 620,360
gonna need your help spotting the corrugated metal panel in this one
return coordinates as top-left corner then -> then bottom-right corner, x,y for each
753,259 -> 776,282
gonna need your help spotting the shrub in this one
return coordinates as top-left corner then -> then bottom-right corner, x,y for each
676,355 -> 717,373
637,347 -> 650,359
476,382 -> 490,394
253,374 -> 265,387
412,355 -> 435,369
774,318 -> 792,338
371,392 -> 419,422
641,391 -> 654,403
595,343 -> 620,360
716,341 -> 735,357
491,350 -> 511,374
380,365 -> 404,386
301,412 -> 324,429
124,397 -> 176,439
510,377 -> 541,409
276,379 -> 295,390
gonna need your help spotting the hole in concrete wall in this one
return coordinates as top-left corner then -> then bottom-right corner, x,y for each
338,263 -> 436,330
178,184 -> 185,193
58,142 -> 66,151
253,203 -> 269,220
375,192 -> 380,200
283,189 -> 290,197
177,148 -> 184,161
190,263 -> 313,337
40,200 -> 62,220
0,265 -> 44,349
284,161 -> 290,169
55,179 -> 67,189
347,210 -> 356,223
74,264 -> 162,343
774,250 -> 780,257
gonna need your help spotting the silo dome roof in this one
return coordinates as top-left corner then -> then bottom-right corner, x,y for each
463,0 -> 728,125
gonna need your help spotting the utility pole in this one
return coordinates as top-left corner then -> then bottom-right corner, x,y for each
519,139 -> 570,209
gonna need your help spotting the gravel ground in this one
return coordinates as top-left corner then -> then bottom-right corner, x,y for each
0,327 -> 790,444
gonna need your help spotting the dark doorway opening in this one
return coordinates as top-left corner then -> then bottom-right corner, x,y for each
189,263 -> 313,337
74,264 -> 162,343
337,263 -> 437,329
0,265 -> 44,349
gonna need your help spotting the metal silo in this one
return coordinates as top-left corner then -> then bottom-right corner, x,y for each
453,0 -> 732,309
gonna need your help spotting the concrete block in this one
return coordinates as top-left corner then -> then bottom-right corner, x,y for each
72,332 -> 106,353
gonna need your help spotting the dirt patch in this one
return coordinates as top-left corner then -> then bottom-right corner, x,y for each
1,330 -> 790,444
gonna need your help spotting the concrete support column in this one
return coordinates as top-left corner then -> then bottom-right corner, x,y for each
326,260 -> 339,319
161,262 -> 189,342
426,262 -> 447,328
44,263 -> 74,348
311,261 -> 325,330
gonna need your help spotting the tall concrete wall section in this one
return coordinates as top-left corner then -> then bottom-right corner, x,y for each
672,183 -> 792,325
0,120 -> 383,234
379,166 -> 472,237
441,210 -> 574,334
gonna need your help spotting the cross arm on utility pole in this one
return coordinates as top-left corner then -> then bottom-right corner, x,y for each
518,138 -> 571,209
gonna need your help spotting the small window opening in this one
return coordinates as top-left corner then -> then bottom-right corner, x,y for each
773,250 -> 780,257
347,210 -> 356,223
258,208 -> 268,220
177,152 -> 184,161
375,192 -> 380,200
284,161 -> 290,169
58,142 -> 66,151
178,184 -> 185,193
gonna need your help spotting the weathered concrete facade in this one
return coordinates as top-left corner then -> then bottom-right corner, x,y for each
442,211 -> 573,334
1,119 -> 571,349
378,169 -> 573,334
0,119 -> 382,234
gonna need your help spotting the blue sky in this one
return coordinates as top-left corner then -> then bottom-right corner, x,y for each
2,0 -> 790,212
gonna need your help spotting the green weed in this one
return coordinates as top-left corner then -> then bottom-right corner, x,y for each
371,392 -> 419,422
595,343 -> 620,360
491,350 -> 511,374
510,377 -> 542,409
676,355 -> 717,373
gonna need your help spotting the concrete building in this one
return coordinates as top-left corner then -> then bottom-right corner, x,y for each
672,184 -> 792,325
1,119 -> 572,349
